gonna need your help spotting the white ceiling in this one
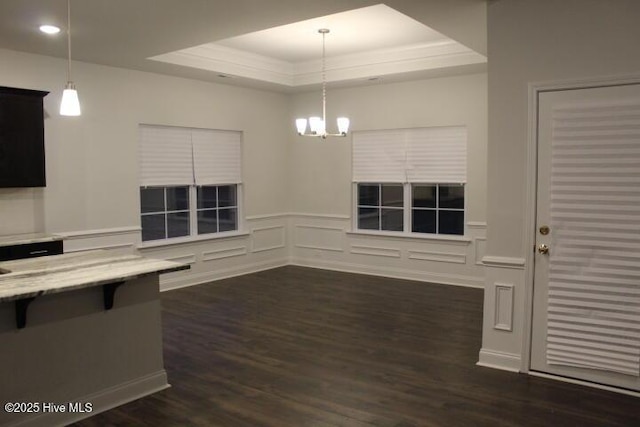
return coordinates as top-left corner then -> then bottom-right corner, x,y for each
150,4 -> 486,90
0,0 -> 487,92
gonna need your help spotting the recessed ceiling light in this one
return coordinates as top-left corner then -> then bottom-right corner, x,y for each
39,25 -> 61,35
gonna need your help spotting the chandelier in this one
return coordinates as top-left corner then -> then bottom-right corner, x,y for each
295,29 -> 349,138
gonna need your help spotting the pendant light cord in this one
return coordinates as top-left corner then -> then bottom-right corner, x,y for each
66,0 -> 72,83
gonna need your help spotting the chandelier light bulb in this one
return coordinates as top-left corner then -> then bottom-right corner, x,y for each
294,28 -> 349,139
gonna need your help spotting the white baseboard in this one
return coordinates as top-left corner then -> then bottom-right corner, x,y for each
477,348 -> 522,372
160,258 -> 289,292
9,370 -> 168,427
290,256 -> 484,289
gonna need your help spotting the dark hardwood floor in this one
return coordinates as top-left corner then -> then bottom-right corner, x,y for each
73,266 -> 639,427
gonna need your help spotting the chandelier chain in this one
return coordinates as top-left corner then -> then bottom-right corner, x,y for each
321,30 -> 326,125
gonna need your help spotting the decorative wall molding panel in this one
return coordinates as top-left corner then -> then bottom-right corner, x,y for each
482,255 -> 526,269
165,254 -> 197,265
350,244 -> 402,258
408,249 -> 466,264
251,225 -> 286,253
202,246 -> 248,262
294,224 -> 344,252
494,283 -> 514,331
474,237 -> 487,265
57,227 -> 139,253
63,214 -> 488,294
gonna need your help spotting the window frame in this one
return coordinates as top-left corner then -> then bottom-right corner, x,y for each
137,124 -> 244,247
352,182 -> 467,238
139,183 -> 245,247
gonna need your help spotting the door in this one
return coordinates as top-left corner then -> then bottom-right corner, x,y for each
530,83 -> 640,391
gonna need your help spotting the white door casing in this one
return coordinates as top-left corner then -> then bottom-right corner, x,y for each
530,83 -> 640,391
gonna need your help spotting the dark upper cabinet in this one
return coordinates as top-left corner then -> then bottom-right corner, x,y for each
0,86 -> 49,188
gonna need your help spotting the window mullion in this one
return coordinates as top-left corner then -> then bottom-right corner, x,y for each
404,183 -> 410,233
378,184 -> 382,231
163,187 -> 169,239
190,185 -> 198,237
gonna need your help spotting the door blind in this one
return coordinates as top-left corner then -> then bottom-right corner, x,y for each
547,98 -> 640,376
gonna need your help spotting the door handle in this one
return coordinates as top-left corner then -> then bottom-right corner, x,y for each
537,244 -> 549,255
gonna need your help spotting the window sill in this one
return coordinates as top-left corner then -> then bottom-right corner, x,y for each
346,230 -> 471,244
137,230 -> 250,250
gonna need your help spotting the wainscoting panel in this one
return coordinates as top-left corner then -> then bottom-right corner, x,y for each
251,225 -> 286,253
494,283 -> 514,331
59,227 -> 139,254
350,244 -> 402,258
480,259 -> 527,373
202,246 -> 248,261
408,249 -> 466,264
136,215 -> 288,291
294,224 -> 344,252
290,215 -> 487,289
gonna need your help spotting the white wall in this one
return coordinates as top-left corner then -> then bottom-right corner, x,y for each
0,48 -> 291,285
0,48 -> 487,291
481,0 -> 640,371
289,73 -> 488,286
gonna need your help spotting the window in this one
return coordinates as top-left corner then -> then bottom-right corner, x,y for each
196,185 -> 238,234
140,186 -> 190,241
352,127 -> 467,236
412,184 -> 464,235
357,183 -> 404,231
138,125 -> 242,242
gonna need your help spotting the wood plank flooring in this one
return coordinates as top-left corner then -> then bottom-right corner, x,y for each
73,266 -> 639,427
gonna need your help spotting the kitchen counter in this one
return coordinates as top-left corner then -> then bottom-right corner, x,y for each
0,250 -> 189,427
0,232 -> 62,248
0,250 -> 188,302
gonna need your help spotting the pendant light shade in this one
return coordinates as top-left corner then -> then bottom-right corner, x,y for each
60,0 -> 81,116
60,82 -> 81,116
295,29 -> 349,138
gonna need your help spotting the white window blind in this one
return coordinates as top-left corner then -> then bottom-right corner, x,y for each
192,129 -> 242,185
138,125 -> 193,186
405,126 -> 467,183
352,129 -> 406,182
547,98 -> 640,376
352,126 -> 467,183
138,125 -> 242,187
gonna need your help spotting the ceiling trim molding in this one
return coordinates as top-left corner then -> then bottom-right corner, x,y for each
149,40 -> 486,88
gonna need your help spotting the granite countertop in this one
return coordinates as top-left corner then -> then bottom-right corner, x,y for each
0,233 -> 63,248
0,250 -> 189,302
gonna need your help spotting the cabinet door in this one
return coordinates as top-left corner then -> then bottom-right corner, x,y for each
0,87 -> 48,187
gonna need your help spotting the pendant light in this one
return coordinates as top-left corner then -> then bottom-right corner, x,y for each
296,29 -> 349,138
60,0 -> 81,116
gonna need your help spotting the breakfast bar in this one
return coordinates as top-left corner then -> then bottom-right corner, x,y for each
0,249 -> 188,427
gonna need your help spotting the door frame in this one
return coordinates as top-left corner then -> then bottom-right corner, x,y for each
521,73 -> 640,376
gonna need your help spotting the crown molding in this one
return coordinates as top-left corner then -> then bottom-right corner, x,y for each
149,40 -> 486,88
